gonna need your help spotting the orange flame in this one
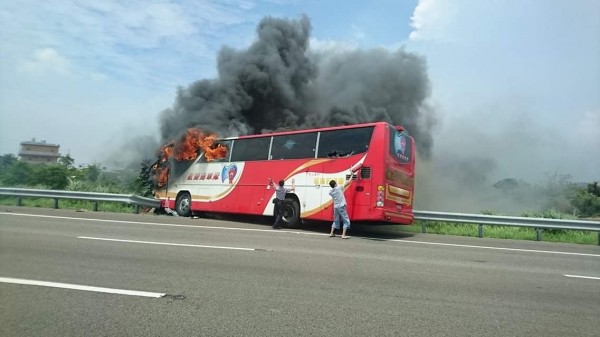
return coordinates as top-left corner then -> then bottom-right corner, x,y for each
151,128 -> 228,188
205,142 -> 228,161
173,129 -> 227,161
155,165 -> 170,188
160,145 -> 173,161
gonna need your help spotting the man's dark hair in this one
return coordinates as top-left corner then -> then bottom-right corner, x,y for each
279,180 -> 285,187
329,180 -> 336,188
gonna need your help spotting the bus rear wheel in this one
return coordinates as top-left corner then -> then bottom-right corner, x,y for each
282,198 -> 301,229
175,192 -> 192,217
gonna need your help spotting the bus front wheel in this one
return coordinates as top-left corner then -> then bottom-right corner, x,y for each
175,192 -> 192,217
283,198 -> 301,229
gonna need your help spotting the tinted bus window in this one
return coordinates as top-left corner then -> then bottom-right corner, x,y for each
389,126 -> 411,164
230,137 -> 270,161
317,127 -> 374,158
271,132 -> 317,160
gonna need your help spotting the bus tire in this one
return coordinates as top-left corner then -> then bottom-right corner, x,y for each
175,192 -> 192,217
283,198 -> 301,229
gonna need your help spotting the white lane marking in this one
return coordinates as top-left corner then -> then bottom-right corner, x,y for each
78,236 -> 259,251
390,239 -> 600,257
564,274 -> 600,280
1,212 -> 314,234
0,277 -> 165,298
2,212 -> 598,257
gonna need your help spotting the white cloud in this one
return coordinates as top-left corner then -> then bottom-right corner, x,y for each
406,0 -> 600,183
0,0 -> 262,165
19,48 -> 70,75
309,37 -> 358,54
1,0 -> 256,90
409,0 -> 455,41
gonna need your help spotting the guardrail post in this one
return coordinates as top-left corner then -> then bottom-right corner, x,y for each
16,197 -> 22,206
53,198 -> 59,209
93,202 -> 98,212
134,205 -> 140,214
535,228 -> 543,241
421,221 -> 427,233
478,224 -> 484,238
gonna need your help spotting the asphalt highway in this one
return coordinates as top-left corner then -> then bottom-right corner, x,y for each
1,206 -> 599,337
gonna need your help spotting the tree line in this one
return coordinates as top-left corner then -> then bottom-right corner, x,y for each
0,154 -> 152,196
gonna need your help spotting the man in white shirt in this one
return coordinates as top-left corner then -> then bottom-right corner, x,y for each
269,178 -> 295,229
328,175 -> 352,239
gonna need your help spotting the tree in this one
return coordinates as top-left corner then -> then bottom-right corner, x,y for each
131,159 -> 155,197
58,154 -> 75,169
570,181 -> 600,217
0,154 -> 18,171
31,164 -> 69,190
587,182 -> 600,197
83,164 -> 102,182
1,161 -> 34,186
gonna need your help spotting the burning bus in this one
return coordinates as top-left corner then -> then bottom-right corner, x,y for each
153,121 -> 415,228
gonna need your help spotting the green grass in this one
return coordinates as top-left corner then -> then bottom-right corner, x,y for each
0,196 -> 136,213
411,220 -> 598,245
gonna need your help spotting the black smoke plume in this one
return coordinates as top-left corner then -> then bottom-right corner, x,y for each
160,15 -> 435,157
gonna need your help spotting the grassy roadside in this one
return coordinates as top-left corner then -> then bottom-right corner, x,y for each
399,220 -> 598,245
0,196 -> 135,213
1,196 -> 597,245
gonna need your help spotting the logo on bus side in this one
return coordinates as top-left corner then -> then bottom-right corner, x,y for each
186,172 -> 220,181
221,164 -> 238,184
184,164 -> 238,184
313,177 -> 345,186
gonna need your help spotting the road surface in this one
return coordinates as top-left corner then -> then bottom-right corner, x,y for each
1,206 -> 598,336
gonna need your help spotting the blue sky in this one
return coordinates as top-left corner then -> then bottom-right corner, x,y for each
0,0 -> 598,185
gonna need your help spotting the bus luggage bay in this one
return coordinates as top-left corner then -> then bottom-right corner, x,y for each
155,122 -> 415,228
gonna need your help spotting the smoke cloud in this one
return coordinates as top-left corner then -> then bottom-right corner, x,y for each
159,15 -> 435,157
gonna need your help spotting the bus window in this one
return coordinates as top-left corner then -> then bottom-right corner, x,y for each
197,140 -> 232,163
230,137 -> 270,161
389,126 -> 411,164
271,132 -> 317,160
317,126 -> 374,158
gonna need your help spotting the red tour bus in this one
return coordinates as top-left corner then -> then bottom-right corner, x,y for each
155,122 -> 415,228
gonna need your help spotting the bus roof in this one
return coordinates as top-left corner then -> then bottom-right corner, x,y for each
221,121 -> 405,140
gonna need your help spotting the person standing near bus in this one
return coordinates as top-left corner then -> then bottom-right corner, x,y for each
269,178 -> 295,229
328,175 -> 353,239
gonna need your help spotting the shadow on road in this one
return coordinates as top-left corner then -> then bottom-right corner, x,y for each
187,212 -> 417,241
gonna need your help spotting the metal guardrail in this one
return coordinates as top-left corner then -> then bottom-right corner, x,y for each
0,188 -> 160,213
1,188 -> 598,244
414,210 -> 600,245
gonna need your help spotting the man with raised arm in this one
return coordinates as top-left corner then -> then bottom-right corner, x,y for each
328,173 -> 353,239
269,178 -> 295,229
